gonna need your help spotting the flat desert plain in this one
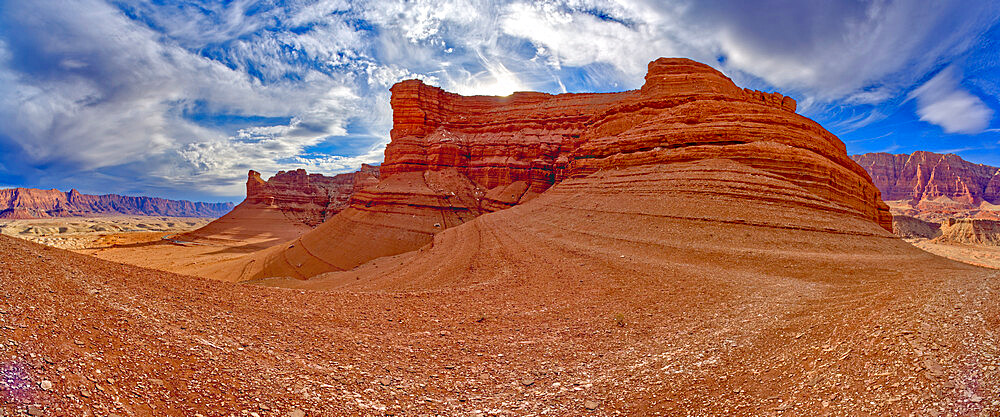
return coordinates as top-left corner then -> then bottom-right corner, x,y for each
0,216 -> 213,250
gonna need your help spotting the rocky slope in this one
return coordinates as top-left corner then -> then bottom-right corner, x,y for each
8,216 -> 1000,415
0,188 -> 233,218
892,215 -> 942,239
198,57 -> 891,281
850,151 -> 1000,220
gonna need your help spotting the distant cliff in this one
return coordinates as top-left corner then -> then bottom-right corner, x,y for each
850,151 -> 1000,221
0,188 -> 234,218
850,151 -> 1000,205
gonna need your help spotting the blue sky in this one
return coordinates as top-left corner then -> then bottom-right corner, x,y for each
1,0 -> 999,202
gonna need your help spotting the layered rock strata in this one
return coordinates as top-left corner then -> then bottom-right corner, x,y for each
935,218 -> 1000,246
0,188 -> 233,218
893,215 -> 942,240
246,165 -> 380,227
176,166 -> 378,247
202,58 -> 891,281
851,152 -> 1000,207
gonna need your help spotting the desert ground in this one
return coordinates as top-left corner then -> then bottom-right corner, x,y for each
80,202 -> 312,278
0,216 -> 214,250
3,161 -> 1000,416
911,240 -> 1000,270
11,212 -> 1000,278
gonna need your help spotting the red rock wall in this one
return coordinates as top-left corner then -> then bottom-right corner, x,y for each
0,188 -> 234,218
383,58 -> 889,230
850,151 -> 1000,206
386,80 -> 626,198
245,165 -> 380,227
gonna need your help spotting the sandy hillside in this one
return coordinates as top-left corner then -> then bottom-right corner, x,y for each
912,240 -> 1000,270
85,200 -> 314,277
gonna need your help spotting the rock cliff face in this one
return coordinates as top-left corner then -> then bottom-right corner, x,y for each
850,151 -> 1000,204
850,151 -> 1000,220
203,57 -> 891,282
175,166 -> 379,247
246,165 -> 380,227
0,188 -> 233,219
892,215 -> 942,239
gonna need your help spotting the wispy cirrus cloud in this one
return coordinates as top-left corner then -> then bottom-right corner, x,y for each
910,66 -> 994,134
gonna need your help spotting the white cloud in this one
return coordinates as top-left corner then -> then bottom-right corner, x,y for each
843,89 -> 894,106
0,0 -> 391,196
499,1 -> 697,85
489,0 -> 1000,105
117,0 -> 281,48
832,109 -> 888,132
910,66 -> 994,134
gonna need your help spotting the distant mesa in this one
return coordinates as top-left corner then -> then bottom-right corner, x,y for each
934,218 -> 1000,246
198,57 -> 892,282
0,187 -> 233,219
851,151 -> 1000,221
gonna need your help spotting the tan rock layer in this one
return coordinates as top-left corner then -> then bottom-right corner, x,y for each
935,218 -> 1000,246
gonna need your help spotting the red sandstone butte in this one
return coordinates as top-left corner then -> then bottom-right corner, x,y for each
245,165 -> 380,226
0,187 -> 233,219
176,166 -> 379,246
201,58 -> 890,282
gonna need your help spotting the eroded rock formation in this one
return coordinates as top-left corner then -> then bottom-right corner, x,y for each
851,151 -> 1000,221
175,166 -> 379,248
246,165 -> 380,227
0,188 -> 233,219
934,218 -> 1000,246
202,57 -> 891,281
850,151 -> 1000,204
893,215 -> 942,240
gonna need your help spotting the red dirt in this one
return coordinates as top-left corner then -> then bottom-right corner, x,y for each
4,159 -> 999,415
